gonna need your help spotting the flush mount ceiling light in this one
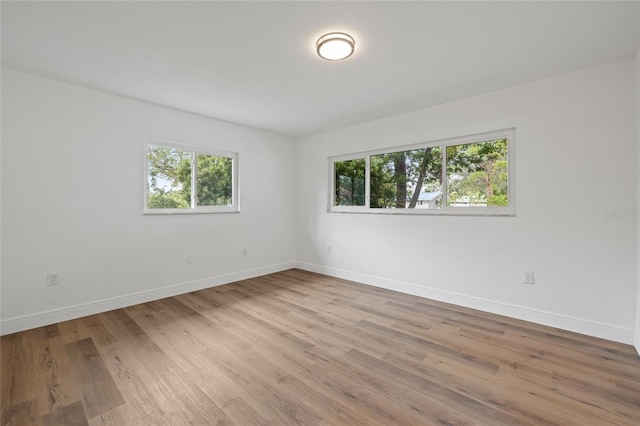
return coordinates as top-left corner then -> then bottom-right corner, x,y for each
316,32 -> 355,61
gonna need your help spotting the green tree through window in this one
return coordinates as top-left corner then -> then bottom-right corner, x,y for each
334,158 -> 366,206
146,142 -> 237,213
447,139 -> 508,207
196,153 -> 233,206
330,129 -> 513,215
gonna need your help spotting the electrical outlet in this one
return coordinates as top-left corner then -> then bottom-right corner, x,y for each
523,272 -> 535,285
327,245 -> 332,254
47,273 -> 60,286
242,248 -> 247,257
187,255 -> 194,265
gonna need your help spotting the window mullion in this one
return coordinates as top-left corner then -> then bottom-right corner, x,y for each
191,151 -> 197,209
441,145 -> 448,209
365,155 -> 371,208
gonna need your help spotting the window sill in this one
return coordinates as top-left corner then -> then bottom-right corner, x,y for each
143,208 -> 239,215
328,207 -> 515,217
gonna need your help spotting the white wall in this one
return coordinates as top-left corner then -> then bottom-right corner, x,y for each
635,46 -> 640,354
1,68 -> 297,334
295,60 -> 637,344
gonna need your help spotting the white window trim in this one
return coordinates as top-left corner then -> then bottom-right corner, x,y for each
144,139 -> 239,215
328,128 -> 515,216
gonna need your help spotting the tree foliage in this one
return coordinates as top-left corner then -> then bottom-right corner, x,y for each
370,147 -> 442,208
147,145 -> 233,209
196,154 -> 233,206
335,158 -> 366,206
447,139 -> 508,206
334,139 -> 508,209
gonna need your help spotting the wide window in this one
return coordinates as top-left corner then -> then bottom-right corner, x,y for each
329,129 -> 514,215
145,141 -> 238,214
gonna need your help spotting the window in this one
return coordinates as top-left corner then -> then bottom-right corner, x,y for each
334,158 -> 366,206
144,141 -> 238,214
370,147 -> 442,209
329,129 -> 514,215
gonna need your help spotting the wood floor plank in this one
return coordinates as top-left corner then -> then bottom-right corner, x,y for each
1,333 -> 34,412
385,346 -> 627,426
358,318 -> 501,372
206,334 -> 365,425
177,292 -> 321,371
345,347 -> 524,425
1,331 -> 76,418
202,342 -> 323,426
96,343 -> 183,425
162,346 -> 275,426
56,319 -> 93,346
80,316 -> 117,348
99,309 -> 232,425
309,345 -> 489,425
32,337 -> 77,416
64,338 -> 125,419
3,269 -> 639,425
1,399 -> 39,426
40,401 -> 88,426
228,287 -> 389,360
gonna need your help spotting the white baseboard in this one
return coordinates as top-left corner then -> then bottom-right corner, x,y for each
296,262 -> 635,345
3,261 -> 635,346
0,261 -> 296,336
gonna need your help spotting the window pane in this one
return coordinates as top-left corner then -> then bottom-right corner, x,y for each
370,147 -> 442,209
335,159 -> 366,206
147,145 -> 192,209
196,154 -> 233,206
446,139 -> 509,207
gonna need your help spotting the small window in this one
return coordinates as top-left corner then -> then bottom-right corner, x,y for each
145,141 -> 238,214
329,129 -> 514,216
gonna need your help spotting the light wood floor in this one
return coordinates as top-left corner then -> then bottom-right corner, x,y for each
2,269 -> 639,425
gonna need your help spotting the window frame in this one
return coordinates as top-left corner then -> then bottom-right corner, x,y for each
144,139 -> 239,215
328,128 -> 515,216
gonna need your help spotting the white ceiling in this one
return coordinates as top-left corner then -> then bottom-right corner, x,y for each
2,1 -> 639,138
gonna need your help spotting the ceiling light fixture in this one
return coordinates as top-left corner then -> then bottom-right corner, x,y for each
316,32 -> 355,61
